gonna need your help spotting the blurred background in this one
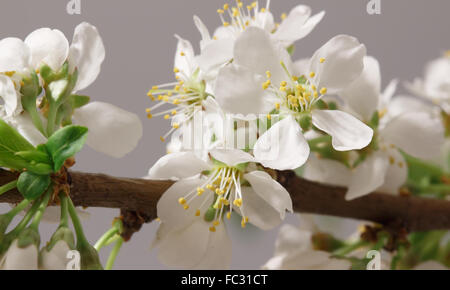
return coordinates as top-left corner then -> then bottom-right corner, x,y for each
0,0 -> 449,269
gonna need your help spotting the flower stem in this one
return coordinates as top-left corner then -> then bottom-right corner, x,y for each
94,227 -> 119,251
105,237 -> 124,270
29,187 -> 52,230
5,198 -> 31,219
28,106 -> 47,137
46,103 -> 59,136
8,197 -> 42,237
333,240 -> 368,257
67,197 -> 89,245
59,193 -> 69,228
0,180 -> 18,196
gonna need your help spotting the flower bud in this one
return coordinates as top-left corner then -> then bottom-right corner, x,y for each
40,226 -> 76,270
0,228 -> 40,270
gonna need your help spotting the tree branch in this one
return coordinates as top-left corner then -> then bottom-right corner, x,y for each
0,169 -> 449,232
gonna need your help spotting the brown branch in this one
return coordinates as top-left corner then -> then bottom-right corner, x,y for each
0,169 -> 449,232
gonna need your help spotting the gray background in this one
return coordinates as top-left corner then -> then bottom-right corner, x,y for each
0,0 -> 449,269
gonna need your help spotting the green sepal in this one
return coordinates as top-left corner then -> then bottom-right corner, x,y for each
17,227 -> 40,249
71,94 -> 90,109
46,226 -> 76,252
77,242 -> 103,270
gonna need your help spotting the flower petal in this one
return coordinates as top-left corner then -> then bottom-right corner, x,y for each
339,56 -> 381,121
214,64 -> 271,115
193,15 -> 211,49
346,152 -> 389,200
5,112 -> 47,146
1,240 -> 38,270
303,154 -> 351,187
174,35 -> 196,79
0,37 -> 30,73
244,170 -> 293,219
155,220 -> 211,269
72,101 -> 142,158
40,240 -> 72,270
0,75 -> 21,117
310,35 -> 366,94
196,38 -> 233,76
210,149 -> 254,166
156,179 -> 214,229
272,224 -> 312,256
69,22 -> 105,91
239,186 -> 284,230
192,223 -> 232,270
378,149 -> 407,194
274,6 -> 325,46
25,28 -> 69,71
234,27 -> 292,85
254,116 -> 310,170
380,111 -> 445,159
312,109 -> 373,151
148,152 -> 211,180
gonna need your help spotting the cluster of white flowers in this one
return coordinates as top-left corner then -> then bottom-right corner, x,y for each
146,0 -> 447,269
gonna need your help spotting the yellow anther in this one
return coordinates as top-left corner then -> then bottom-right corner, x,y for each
147,113 -> 153,119
266,71 -> 271,78
180,51 -> 185,56
178,197 -> 186,205
223,22 -> 230,27
251,2 -> 257,8
291,76 -> 298,81
233,198 -> 243,207
213,220 -> 220,226
145,108 -> 151,113
195,209 -> 201,216
389,156 -> 395,165
173,99 -> 180,105
279,86 -> 287,92
311,85 -> 317,91
209,226 -> 216,232
163,95 -> 169,102
206,184 -> 215,190
173,67 -> 180,73
160,136 -> 165,142
171,110 -> 177,115
398,162 -> 404,168
280,81 -> 287,87
320,87 -> 327,95
152,85 -> 158,90
217,9 -> 224,14
267,114 -> 271,120
183,204 -> 190,210
164,114 -> 170,120
174,85 -> 181,91
172,123 -> 180,129
197,187 -> 205,196
167,92 -> 173,97
281,13 -> 287,20
147,90 -> 153,97
226,212 -> 231,219
155,217 -> 161,222
275,103 -> 280,110
309,72 -> 316,78
260,8 -> 266,12
313,91 -> 319,99
320,58 -> 326,63
223,3 -> 229,10
157,95 -> 163,101
238,2 -> 243,8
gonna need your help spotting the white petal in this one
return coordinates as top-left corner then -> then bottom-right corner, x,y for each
273,224 -> 312,256
69,22 -> 105,91
303,154 -> 351,187
378,149 -> 407,194
274,6 -> 325,46
385,95 -> 435,122
346,153 -> 389,200
312,109 -> 373,151
40,240 -> 72,270
380,111 -> 445,160
192,223 -> 232,270
0,75 -> 21,117
253,11 -> 276,33
254,116 -> 310,170
174,35 -> 196,78
292,58 -> 310,76
234,27 -> 292,85
423,57 -> 450,101
72,101 -> 142,158
193,16 -> 211,49
210,149 -> 254,166
156,179 -> 214,229
155,220 -> 211,269
25,28 -> 69,71
339,56 -> 381,121
244,170 -> 293,219
380,79 -> 398,108
310,35 -> 366,94
239,186 -> 283,230
196,38 -> 233,75
0,37 -> 30,72
148,152 -> 211,180
6,112 -> 47,146
214,64 -> 270,114
1,240 -> 38,270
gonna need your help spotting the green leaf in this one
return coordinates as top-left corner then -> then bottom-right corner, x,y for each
71,95 -> 90,109
0,119 -> 36,170
45,125 -> 88,172
15,150 -> 52,165
17,171 -> 51,200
